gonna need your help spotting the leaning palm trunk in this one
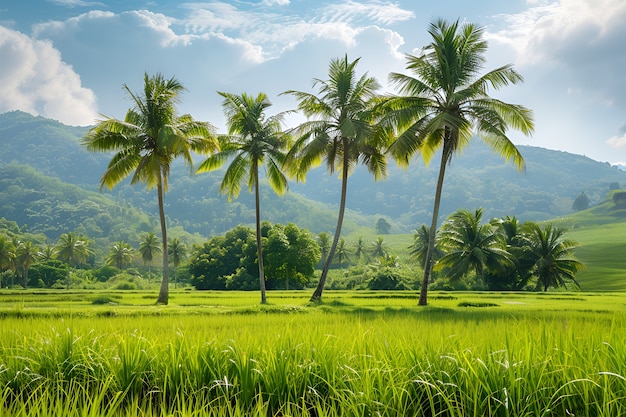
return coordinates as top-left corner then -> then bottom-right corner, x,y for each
311,142 -> 349,302
419,141 -> 452,306
254,168 -> 267,304
156,178 -> 170,305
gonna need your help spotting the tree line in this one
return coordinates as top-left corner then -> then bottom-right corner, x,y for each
6,18 -> 580,306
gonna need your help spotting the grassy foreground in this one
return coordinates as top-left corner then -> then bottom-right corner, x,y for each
1,290 -> 626,416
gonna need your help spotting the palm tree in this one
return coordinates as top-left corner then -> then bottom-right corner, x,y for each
139,232 -> 161,276
409,224 -> 443,270
317,232 -> 331,265
336,238 -> 350,264
436,208 -> 511,283
37,245 -> 56,262
0,237 -> 15,274
54,232 -> 90,289
15,241 -> 37,289
82,72 -> 218,305
371,237 -> 387,258
384,19 -> 534,305
107,241 -> 134,270
283,55 -> 388,302
354,237 -> 365,260
197,92 -> 289,304
168,237 -> 187,288
520,223 -> 585,291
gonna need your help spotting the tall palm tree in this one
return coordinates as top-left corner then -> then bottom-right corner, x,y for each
83,72 -> 218,305
139,232 -> 161,275
436,208 -> 511,282
37,245 -> 56,262
197,92 -> 289,304
385,19 -> 534,305
335,238 -> 350,264
168,237 -> 187,288
107,240 -> 134,270
15,241 -> 37,289
354,237 -> 365,260
520,223 -> 585,291
54,232 -> 90,289
283,55 -> 388,302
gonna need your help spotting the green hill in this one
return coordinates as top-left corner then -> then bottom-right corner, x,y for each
550,191 -> 626,291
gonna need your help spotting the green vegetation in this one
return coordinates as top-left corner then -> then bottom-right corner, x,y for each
1,291 -> 626,416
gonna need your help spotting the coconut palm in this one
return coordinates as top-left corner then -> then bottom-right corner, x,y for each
197,92 -> 289,304
37,245 -> 56,262
168,237 -> 187,288
15,241 -> 37,288
354,237 -> 365,260
54,232 -> 90,289
107,241 -> 134,270
409,224 -> 443,270
0,236 -> 15,274
371,237 -> 387,258
436,208 -> 511,282
384,19 -> 534,305
139,232 -> 161,276
520,223 -> 585,291
317,232 -> 331,265
283,55 -> 388,302
335,238 -> 350,264
82,72 -> 217,305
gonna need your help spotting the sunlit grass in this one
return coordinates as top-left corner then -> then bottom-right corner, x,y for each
1,291 -> 626,415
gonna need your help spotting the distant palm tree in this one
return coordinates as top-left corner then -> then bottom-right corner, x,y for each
409,224 -> 442,270
354,237 -> 365,260
54,232 -> 90,289
0,237 -> 15,274
520,223 -> 585,291
197,92 -> 289,304
336,238 -> 350,264
37,244 -> 56,262
436,208 -> 511,282
317,232 -> 331,266
283,55 -> 388,302
139,232 -> 161,276
384,19 -> 534,305
168,237 -> 187,288
15,241 -> 37,288
83,72 -> 218,305
107,241 -> 134,270
371,237 -> 387,258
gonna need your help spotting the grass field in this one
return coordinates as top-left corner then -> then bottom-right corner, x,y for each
1,290 -> 626,416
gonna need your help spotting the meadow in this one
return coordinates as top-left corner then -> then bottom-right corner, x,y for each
1,290 -> 626,416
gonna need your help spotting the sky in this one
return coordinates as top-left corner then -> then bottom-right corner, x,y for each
1,0 -> 625,165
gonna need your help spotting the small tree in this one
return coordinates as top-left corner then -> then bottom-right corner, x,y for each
375,217 -> 392,234
572,192 -> 589,211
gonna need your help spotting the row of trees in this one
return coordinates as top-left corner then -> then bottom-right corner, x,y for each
82,19 -> 535,305
0,232 -> 89,289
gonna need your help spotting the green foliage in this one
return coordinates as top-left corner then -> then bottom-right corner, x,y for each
572,191 -> 590,211
375,217 -> 391,234
28,259 -> 66,288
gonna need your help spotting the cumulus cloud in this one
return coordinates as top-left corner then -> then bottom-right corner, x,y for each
490,0 -> 626,106
0,25 -> 97,125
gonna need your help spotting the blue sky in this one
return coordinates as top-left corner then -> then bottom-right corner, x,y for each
1,0 -> 625,165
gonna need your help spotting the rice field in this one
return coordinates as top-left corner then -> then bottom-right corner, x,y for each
1,290 -> 626,416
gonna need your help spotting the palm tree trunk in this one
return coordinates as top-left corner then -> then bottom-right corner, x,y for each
66,255 -> 72,289
418,142 -> 452,306
311,138 -> 349,302
156,178 -> 170,305
254,168 -> 267,304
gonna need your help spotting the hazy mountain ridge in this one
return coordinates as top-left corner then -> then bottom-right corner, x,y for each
2,110 -> 626,242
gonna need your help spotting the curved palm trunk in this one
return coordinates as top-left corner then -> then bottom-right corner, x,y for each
156,178 -> 170,305
254,167 -> 267,304
418,142 -> 452,306
311,139 -> 349,302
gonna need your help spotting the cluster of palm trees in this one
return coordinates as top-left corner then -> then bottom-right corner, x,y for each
0,232 -> 89,289
107,234 -> 187,284
83,19 -> 535,305
411,209 -> 585,292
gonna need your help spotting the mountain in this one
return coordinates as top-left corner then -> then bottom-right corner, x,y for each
2,110 -> 626,242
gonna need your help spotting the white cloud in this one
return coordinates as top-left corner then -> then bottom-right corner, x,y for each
0,25 -> 97,125
261,0 -> 290,6
607,133 -> 626,149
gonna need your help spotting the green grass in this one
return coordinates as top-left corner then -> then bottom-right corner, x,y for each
1,291 -> 626,416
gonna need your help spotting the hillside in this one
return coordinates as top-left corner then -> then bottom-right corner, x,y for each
2,110 -> 626,238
